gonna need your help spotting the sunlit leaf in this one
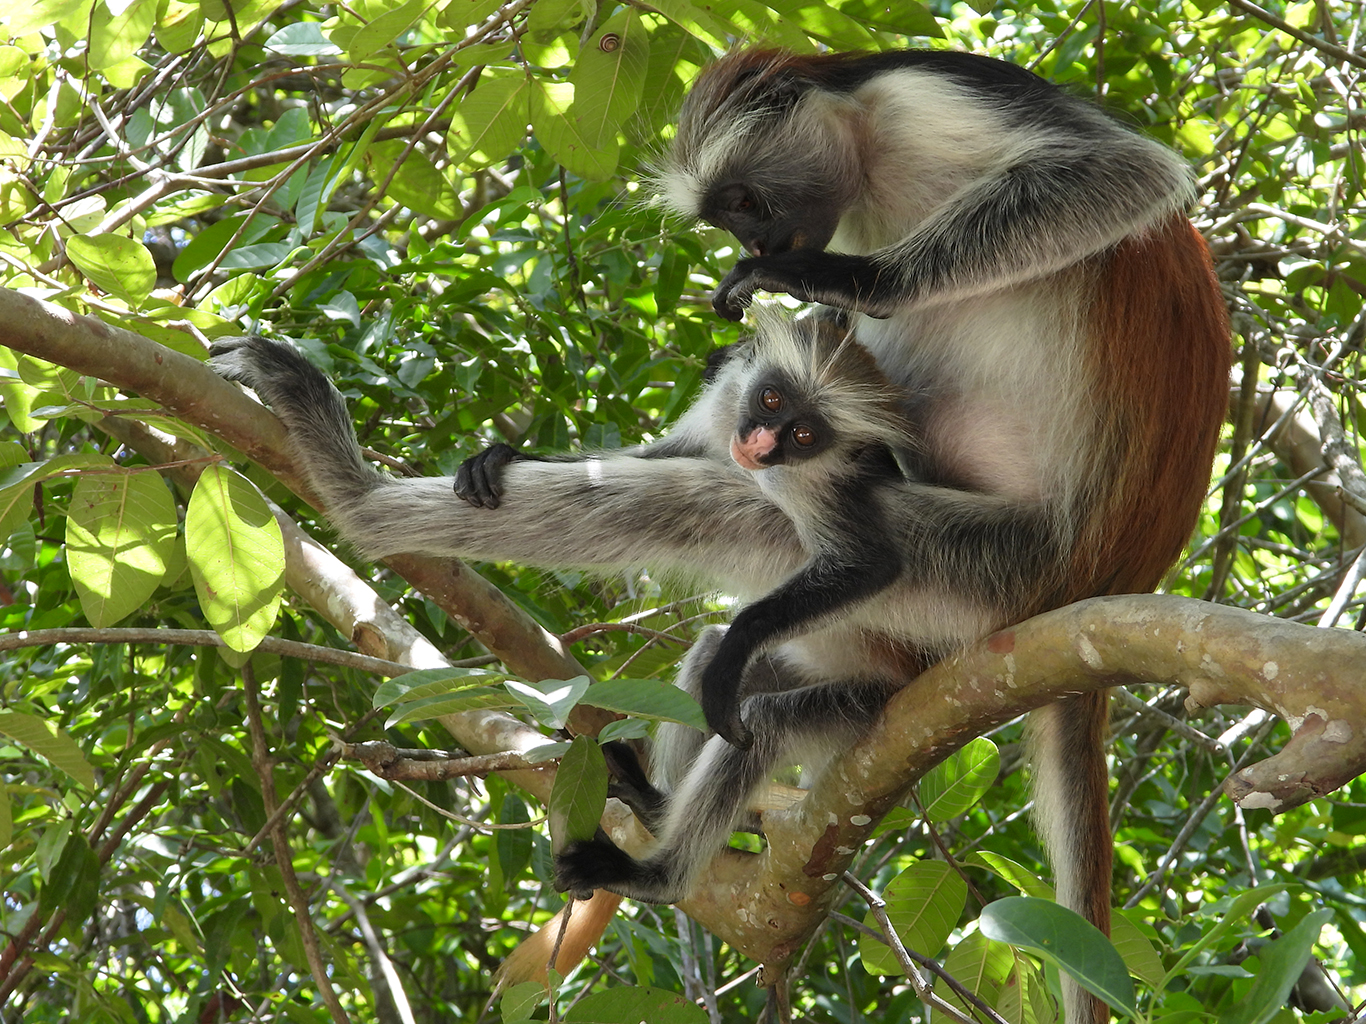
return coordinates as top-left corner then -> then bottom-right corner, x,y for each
0,710 -> 95,788
66,234 -> 157,305
184,465 -> 284,652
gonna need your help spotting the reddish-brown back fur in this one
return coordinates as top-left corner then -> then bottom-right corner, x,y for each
1076,214 -> 1231,600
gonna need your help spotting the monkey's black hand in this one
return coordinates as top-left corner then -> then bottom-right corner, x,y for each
602,741 -> 667,832
453,443 -> 523,509
714,251 -> 898,321
699,641 -> 754,749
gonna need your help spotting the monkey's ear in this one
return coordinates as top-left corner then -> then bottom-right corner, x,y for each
703,343 -> 740,384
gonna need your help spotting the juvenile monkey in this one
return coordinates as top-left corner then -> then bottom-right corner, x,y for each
211,312 -> 1052,903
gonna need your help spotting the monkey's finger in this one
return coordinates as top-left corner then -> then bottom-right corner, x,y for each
711,288 -> 747,322
715,713 -> 754,750
454,443 -> 521,508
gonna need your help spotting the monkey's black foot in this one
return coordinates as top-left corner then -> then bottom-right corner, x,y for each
453,443 -> 523,509
602,741 -> 667,832
209,335 -> 332,415
553,834 -> 682,905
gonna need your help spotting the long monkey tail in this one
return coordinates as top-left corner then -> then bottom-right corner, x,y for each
492,890 -> 623,997
1028,691 -> 1112,1024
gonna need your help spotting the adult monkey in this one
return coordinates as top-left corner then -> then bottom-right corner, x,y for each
656,47 -> 1230,1024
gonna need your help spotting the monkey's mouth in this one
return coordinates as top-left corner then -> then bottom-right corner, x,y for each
731,428 -> 778,471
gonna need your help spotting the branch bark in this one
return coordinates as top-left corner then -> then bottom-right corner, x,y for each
678,596 -> 1366,973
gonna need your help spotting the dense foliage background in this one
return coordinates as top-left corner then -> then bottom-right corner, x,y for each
0,0 -> 1364,1021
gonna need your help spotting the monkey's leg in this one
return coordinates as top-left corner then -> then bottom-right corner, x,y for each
554,669 -> 899,904
210,335 -> 807,591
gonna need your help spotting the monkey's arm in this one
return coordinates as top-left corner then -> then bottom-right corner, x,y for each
699,529 -> 902,747
713,139 -> 1193,320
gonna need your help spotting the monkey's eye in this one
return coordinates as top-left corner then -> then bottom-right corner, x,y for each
791,424 -> 817,448
729,191 -> 755,214
760,387 -> 782,412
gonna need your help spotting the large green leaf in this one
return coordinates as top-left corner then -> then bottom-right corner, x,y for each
918,736 -> 1000,821
577,678 -> 706,729
0,710 -> 95,788
563,987 -> 707,1023
185,465 -> 284,652
1219,910 -> 1333,1024
548,735 -> 606,847
66,465 -> 178,627
979,897 -> 1137,1018
860,860 -> 968,974
567,9 -> 649,148
529,80 -> 618,180
448,72 -> 531,168
66,234 -> 157,305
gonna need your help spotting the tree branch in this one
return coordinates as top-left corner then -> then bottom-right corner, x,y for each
678,596 -> 1366,973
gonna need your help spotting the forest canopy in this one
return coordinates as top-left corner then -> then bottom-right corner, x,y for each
0,1 -> 1364,1023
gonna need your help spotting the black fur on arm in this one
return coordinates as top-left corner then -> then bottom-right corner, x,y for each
700,501 -> 903,747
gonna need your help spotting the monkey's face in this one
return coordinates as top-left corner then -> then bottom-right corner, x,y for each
730,376 -> 831,470
699,179 -> 847,258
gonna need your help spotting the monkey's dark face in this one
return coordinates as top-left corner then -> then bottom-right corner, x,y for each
699,179 -> 846,258
731,376 -> 831,471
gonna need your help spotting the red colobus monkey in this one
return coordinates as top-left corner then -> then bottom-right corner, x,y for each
656,48 -> 1230,1024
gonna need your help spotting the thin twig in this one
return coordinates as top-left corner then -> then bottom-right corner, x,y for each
841,872 -> 1009,1024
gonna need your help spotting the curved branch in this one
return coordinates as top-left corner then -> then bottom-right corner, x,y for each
679,595 -> 1366,972
0,287 -> 585,689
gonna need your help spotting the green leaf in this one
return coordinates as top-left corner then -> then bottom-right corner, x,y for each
1164,884 -> 1290,984
500,982 -> 544,1023
184,465 -> 284,652
383,689 -> 522,726
577,678 -> 706,729
860,860 -> 968,974
0,710 -> 96,788
373,667 -> 514,707
548,735 -> 607,847
504,676 -> 591,728
965,850 -> 1056,899
5,0 -> 92,38
529,80 -> 618,180
1111,909 -> 1166,990
329,0 -> 424,60
65,234 -> 157,305
929,930 -> 1014,1024
567,9 -> 649,148
66,466 -> 178,627
264,22 -> 341,56
979,897 -> 1137,1017
88,0 -> 156,71
38,829 -> 100,926
918,736 -> 1000,821
447,72 -> 530,168
375,146 -> 459,219
0,441 -> 31,539
1218,909 -> 1333,1024
563,987 -> 707,1023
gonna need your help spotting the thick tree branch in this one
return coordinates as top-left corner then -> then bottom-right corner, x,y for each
679,596 -> 1366,972
0,286 -> 602,756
